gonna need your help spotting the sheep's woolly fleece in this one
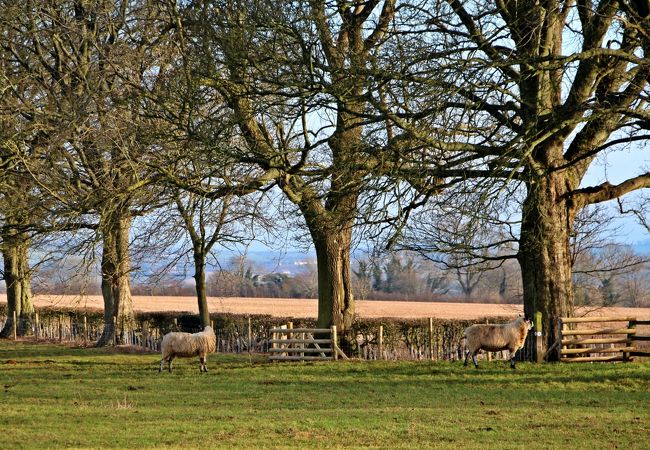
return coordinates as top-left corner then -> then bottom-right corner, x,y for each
161,326 -> 217,358
463,317 -> 532,368
160,326 -> 216,372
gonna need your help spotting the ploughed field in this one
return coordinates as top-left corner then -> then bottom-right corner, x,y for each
5,294 -> 650,321
1,341 -> 649,449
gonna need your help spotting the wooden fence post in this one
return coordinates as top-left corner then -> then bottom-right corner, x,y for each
378,325 -> 384,360
535,311 -> 543,363
271,329 -> 277,358
83,316 -> 88,346
58,316 -> 63,342
625,320 -> 636,362
34,312 -> 39,340
248,316 -> 252,353
12,311 -> 17,340
331,325 -> 338,360
113,316 -> 117,346
428,318 -> 434,361
142,321 -> 149,350
287,322 -> 293,355
558,318 -> 564,361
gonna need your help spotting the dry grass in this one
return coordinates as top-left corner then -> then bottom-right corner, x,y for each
3,294 -> 649,321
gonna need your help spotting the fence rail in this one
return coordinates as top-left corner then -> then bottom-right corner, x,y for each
560,317 -> 650,362
269,324 -> 347,361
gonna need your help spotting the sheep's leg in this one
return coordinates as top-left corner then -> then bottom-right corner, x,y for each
168,356 -> 174,373
464,350 -> 471,366
471,351 -> 479,368
200,356 -> 207,372
160,354 -> 171,373
509,350 -> 517,369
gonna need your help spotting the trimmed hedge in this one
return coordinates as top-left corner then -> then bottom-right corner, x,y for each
0,303 -> 518,361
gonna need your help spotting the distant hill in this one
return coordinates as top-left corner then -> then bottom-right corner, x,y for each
239,250 -> 316,274
119,249 -> 317,283
634,239 -> 650,254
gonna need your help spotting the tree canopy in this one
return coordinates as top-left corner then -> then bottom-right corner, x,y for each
1,1 -> 649,358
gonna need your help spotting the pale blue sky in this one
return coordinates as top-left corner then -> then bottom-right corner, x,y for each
582,142 -> 649,244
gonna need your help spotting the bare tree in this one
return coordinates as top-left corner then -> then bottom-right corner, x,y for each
170,0 -> 441,335
618,264 -> 650,307
144,181 -> 270,327
394,0 -> 650,359
574,240 -> 648,306
0,192 -> 35,337
0,0 -> 171,344
0,15 -> 54,336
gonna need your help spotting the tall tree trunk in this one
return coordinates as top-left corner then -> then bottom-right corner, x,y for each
97,213 -> 134,346
0,232 -> 34,337
518,172 -> 577,361
113,214 -> 134,343
97,229 -> 116,346
193,248 -> 210,328
311,226 -> 355,334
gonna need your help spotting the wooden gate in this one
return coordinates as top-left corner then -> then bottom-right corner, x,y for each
269,325 -> 348,362
560,317 -> 650,362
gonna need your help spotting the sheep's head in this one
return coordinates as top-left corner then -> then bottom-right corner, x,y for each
516,318 -> 534,343
518,317 -> 533,331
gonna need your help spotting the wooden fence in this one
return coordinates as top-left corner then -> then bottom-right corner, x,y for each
349,316 -> 539,363
1,311 -> 542,363
0,312 -> 164,350
560,317 -> 650,362
269,324 -> 347,361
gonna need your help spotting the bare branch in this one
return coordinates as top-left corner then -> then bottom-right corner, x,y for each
571,173 -> 650,207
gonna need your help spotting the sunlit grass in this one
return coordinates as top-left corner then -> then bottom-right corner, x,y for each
1,340 -> 648,449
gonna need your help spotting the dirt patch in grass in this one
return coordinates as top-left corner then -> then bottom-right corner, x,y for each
113,345 -> 158,354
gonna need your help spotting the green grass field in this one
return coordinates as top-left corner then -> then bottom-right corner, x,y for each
1,341 -> 648,449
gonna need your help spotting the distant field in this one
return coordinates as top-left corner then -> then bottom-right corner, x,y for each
1,341 -> 649,449
2,294 -> 649,321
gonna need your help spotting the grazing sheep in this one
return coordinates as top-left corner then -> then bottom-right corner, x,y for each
463,317 -> 533,369
159,326 -> 216,373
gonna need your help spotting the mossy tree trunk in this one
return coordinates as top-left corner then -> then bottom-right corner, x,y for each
193,247 -> 210,328
518,167 -> 581,360
0,230 -> 34,337
97,210 -> 134,346
310,223 -> 355,333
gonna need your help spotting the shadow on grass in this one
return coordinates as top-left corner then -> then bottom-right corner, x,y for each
2,340 -> 649,386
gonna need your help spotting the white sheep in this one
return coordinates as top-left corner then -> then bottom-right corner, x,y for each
159,325 -> 216,373
463,317 -> 533,369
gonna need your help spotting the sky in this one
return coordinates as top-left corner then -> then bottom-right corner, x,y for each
581,142 -> 649,245
233,136 -> 650,260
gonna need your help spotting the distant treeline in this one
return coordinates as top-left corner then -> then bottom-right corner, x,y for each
18,246 -> 650,308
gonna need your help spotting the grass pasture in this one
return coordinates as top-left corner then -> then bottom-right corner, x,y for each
1,341 -> 649,449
